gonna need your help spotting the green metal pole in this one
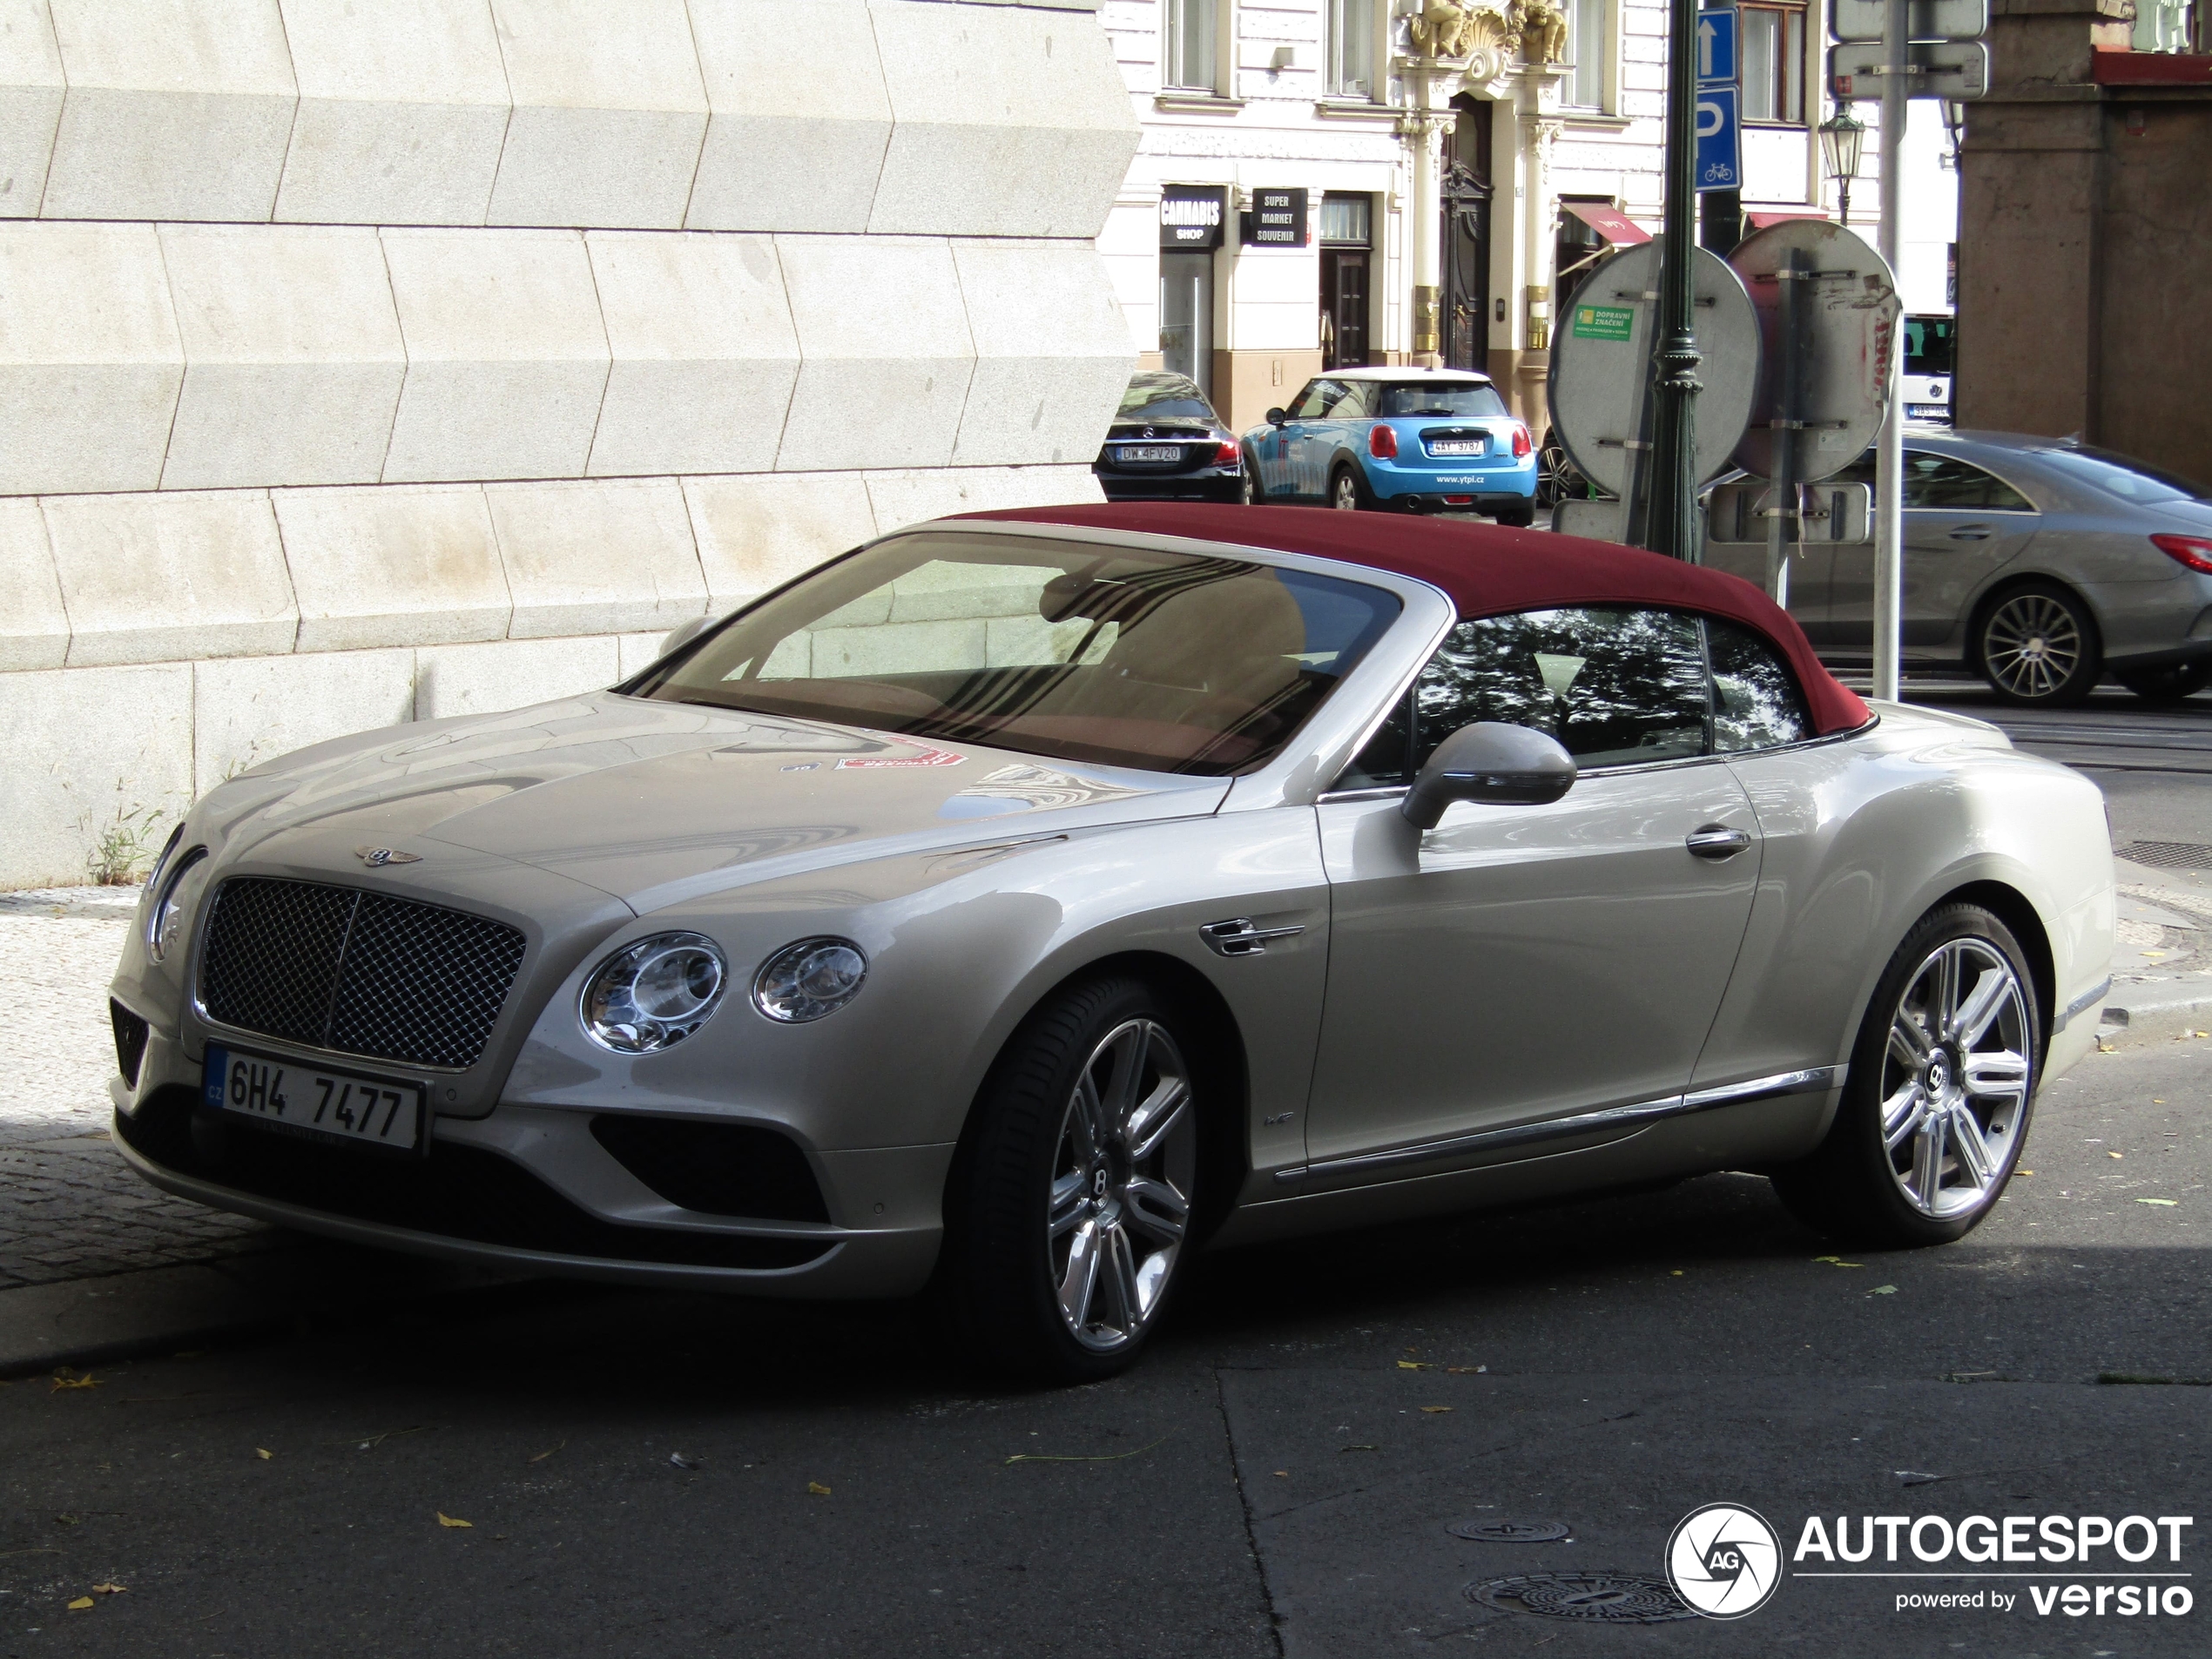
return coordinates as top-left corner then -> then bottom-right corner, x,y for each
1643,0 -> 1704,560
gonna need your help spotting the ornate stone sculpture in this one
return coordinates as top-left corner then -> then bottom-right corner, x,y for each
1411,0 -> 1519,79
1509,0 -> 1572,66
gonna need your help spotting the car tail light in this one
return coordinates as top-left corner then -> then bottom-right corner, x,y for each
1510,422 -> 1533,458
1369,424 -> 1399,459
2151,533 -> 2212,575
1213,441 -> 1241,468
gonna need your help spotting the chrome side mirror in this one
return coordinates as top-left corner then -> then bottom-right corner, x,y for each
658,614 -> 717,660
1400,722 -> 1576,830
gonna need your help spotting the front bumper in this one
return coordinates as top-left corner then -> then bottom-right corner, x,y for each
112,1031 -> 951,1298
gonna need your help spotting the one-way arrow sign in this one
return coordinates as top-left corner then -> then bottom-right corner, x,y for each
1696,9 -> 1737,82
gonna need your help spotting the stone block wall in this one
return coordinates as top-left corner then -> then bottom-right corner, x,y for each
0,0 -> 1133,888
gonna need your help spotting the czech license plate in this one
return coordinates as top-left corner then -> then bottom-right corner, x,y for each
1426,438 -> 1485,456
1905,405 -> 1949,421
1115,444 -> 1182,463
203,1043 -> 425,1154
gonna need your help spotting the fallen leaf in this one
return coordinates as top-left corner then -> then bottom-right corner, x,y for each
1670,1270 -> 1684,1277
68,1596 -> 94,1611
2018,1170 -> 2033,1177
2109,1151 -> 2125,1159
1420,1406 -> 1453,1414
2136,1198 -> 2178,1207
255,1448 -> 273,1460
436,1513 -> 473,1528
2098,1041 -> 2116,1053
50,1371 -> 99,1393
807,1481 -> 833,1495
1813,1256 -> 1865,1268
528,1440 -> 566,1464
1003,1436 -> 1170,1467
1396,1360 -> 1433,1371
1868,1285 -> 1898,1296
1273,1470 -> 1290,1478
2153,1099 -> 2166,1104
91,1583 -> 126,1595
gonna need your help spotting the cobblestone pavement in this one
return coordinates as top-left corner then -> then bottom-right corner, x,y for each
0,887 -> 275,1290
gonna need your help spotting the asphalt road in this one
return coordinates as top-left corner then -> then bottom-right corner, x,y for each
3,691 -> 2208,1659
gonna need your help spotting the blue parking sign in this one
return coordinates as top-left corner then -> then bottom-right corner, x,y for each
1696,84 -> 1741,192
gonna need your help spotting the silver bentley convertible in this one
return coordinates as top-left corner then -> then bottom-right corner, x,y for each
108,504 -> 2116,1380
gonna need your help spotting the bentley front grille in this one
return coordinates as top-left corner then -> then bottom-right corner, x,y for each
199,876 -> 526,1070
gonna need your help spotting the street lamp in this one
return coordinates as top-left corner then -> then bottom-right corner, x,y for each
1819,108 -> 1866,226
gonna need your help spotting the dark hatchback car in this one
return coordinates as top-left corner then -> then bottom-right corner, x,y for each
1092,373 -> 1244,502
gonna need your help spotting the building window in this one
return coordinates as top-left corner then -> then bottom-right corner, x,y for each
1565,0 -> 1609,109
1164,0 -> 1218,91
1326,0 -> 1377,98
1742,3 -> 1806,124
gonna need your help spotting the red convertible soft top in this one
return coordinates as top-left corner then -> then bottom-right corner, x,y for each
959,502 -> 1871,738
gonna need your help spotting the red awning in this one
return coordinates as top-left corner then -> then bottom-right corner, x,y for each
1744,209 -> 1833,227
1560,199 -> 1651,246
2092,46 -> 2212,83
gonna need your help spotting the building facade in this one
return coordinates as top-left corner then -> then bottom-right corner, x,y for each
0,0 -> 1139,890
1096,0 -> 1853,435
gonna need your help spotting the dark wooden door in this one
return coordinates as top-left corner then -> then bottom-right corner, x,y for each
1322,251 -> 1369,369
1442,95 -> 1493,372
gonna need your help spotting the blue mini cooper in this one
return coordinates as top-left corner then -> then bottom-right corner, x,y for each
1241,368 -> 1539,525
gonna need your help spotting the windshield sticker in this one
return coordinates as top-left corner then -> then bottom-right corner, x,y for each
1535,652 -> 1588,698
835,742 -> 968,771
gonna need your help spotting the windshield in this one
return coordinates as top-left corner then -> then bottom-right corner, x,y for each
1116,374 -> 1217,424
630,534 -> 1402,778
1374,382 -> 1508,418
2029,444 -> 2212,507
1904,315 -> 1955,377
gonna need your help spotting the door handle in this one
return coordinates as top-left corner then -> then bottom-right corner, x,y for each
1947,526 -> 1991,541
1685,826 -> 1754,860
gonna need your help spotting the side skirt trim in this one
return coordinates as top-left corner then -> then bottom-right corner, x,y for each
1271,1066 -> 1845,1188
2054,975 -> 2112,1034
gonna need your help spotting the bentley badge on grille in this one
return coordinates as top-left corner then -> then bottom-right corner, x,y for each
354,846 -> 422,867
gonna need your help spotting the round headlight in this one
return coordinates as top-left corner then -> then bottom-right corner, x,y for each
580,932 -> 727,1055
752,938 -> 867,1024
146,846 -> 206,964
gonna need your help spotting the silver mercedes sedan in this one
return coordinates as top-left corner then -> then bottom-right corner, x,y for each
1706,429 -> 2212,705
108,505 -> 2115,1381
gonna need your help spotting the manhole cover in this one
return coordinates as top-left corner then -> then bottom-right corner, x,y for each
1467,1572 -> 1697,1624
2122,841 -> 2212,872
1447,1519 -> 1573,1542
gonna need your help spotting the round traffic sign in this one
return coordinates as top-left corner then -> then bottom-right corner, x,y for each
1548,243 -> 1763,500
1727,219 -> 1901,483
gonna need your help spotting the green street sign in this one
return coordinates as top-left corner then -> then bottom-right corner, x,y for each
1572,305 -> 1635,341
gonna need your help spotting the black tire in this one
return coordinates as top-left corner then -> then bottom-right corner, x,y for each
1239,448 -> 1264,505
1329,463 -> 1371,512
1494,503 -> 1536,529
1973,581 -> 2101,706
2115,661 -> 2211,705
1535,428 -> 1584,508
937,975 -> 1201,1384
1771,904 -> 2042,1250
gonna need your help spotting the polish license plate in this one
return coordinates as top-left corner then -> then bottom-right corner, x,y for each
203,1044 -> 425,1154
1115,444 -> 1182,463
1426,439 -> 1485,456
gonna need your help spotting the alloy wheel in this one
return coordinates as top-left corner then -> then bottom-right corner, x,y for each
1046,1018 -> 1195,1352
1981,592 -> 2085,700
1878,938 -> 2032,1219
1332,470 -> 1360,510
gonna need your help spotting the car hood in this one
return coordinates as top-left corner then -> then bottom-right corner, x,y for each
206,694 -> 1229,915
